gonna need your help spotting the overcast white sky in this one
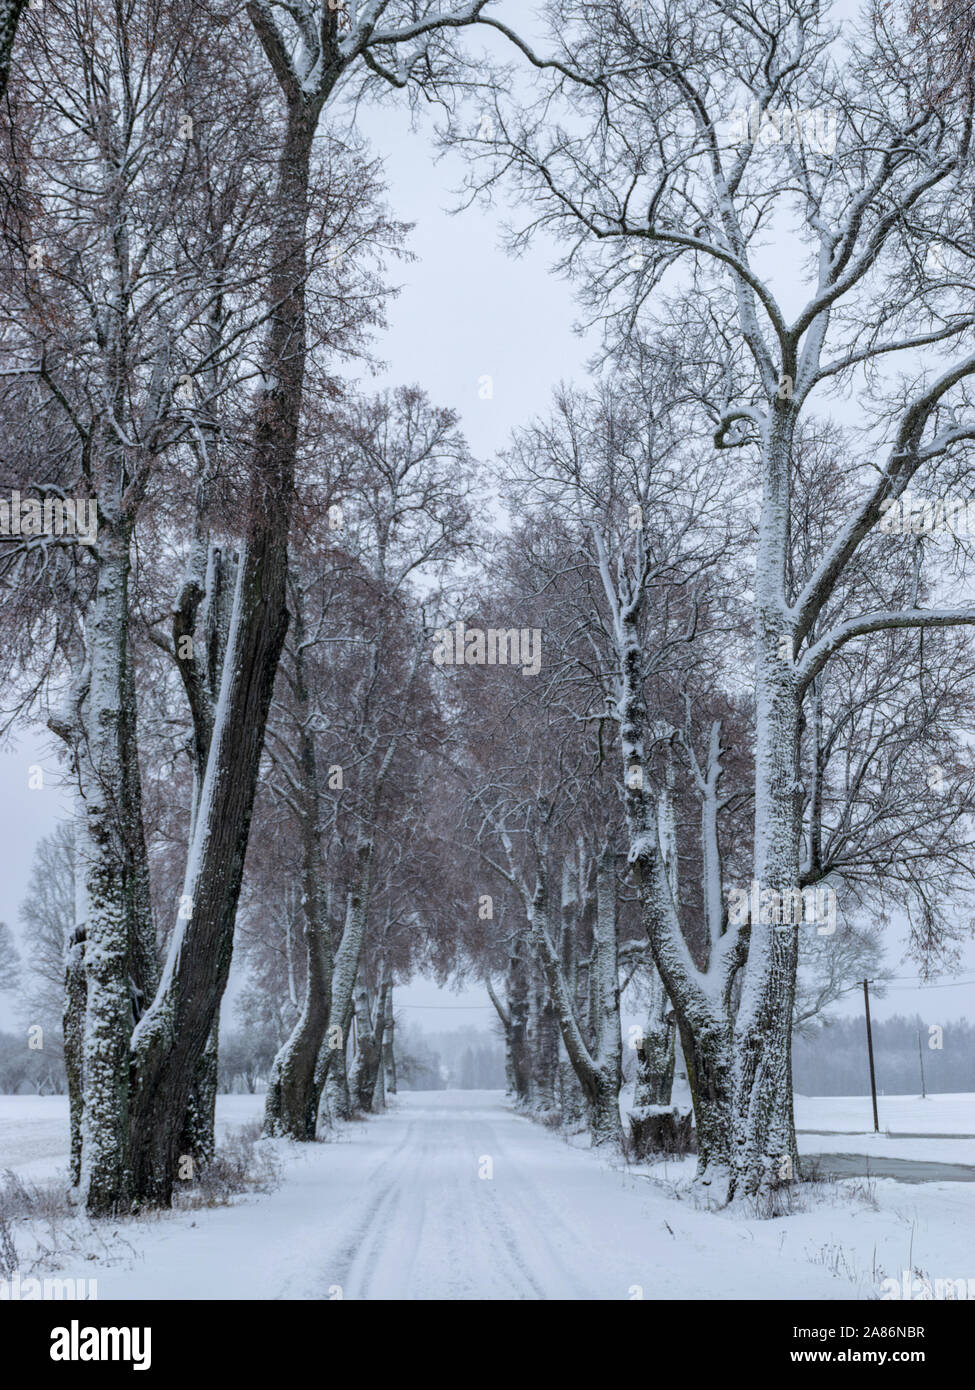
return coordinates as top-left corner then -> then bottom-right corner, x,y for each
2,0 -> 974,1041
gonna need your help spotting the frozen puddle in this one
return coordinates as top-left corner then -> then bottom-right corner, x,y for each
806,1152 -> 975,1183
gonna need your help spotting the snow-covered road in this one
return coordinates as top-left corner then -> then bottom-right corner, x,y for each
6,1090 -> 975,1299
65,1091 -> 871,1300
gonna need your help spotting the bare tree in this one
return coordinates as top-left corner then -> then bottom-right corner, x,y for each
459,0 -> 975,1199
0,919 -> 18,992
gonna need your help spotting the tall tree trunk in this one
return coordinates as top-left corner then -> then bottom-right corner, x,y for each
323,1018 -> 352,1124
349,981 -> 382,1113
633,971 -> 676,1108
559,854 -> 587,1125
372,1038 -> 387,1112
633,848 -> 734,1184
173,544 -> 236,1162
587,847 -> 623,1147
63,922 -> 87,1190
382,987 -> 397,1096
559,1052 -> 587,1125
77,521 -> 138,1214
726,401 -> 803,1200
48,727 -> 91,1192
370,980 -> 389,1113
730,620 -> 802,1197
120,640 -> 158,1014
531,974 -> 559,1114
127,107 -> 317,1208
616,610 -> 735,1186
314,841 -> 373,1124
264,601 -> 333,1139
506,937 -> 531,1104
528,850 -> 624,1149
178,1020 -> 219,1170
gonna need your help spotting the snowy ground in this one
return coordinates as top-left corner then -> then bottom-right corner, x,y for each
794,1093 -> 975,1170
0,1094 -> 261,1184
795,1091 -> 975,1134
2,1090 -> 974,1300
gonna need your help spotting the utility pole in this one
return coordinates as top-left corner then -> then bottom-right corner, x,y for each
863,979 -> 879,1133
917,1029 -> 926,1100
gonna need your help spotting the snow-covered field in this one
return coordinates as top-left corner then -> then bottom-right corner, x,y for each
2,1090 -> 974,1300
796,1092 -> 975,1136
794,1093 -> 975,1168
0,1094 -> 262,1184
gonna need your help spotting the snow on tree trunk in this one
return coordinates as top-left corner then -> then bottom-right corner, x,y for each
532,977 -> 559,1116
633,834 -> 734,1186
264,609 -> 334,1140
349,981 -> 382,1114
77,522 -> 139,1215
615,608 -> 734,1188
63,922 -> 87,1190
128,526 -> 290,1203
498,1020 -> 516,1098
558,854 -> 588,1126
126,108 -> 317,1207
730,619 -> 803,1198
315,841 -> 372,1125
633,971 -> 676,1109
49,700 -> 92,1192
119,637 -> 158,1016
382,987 -> 397,1095
587,848 -> 624,1148
529,851 -> 624,1150
559,1050 -> 588,1126
173,544 -> 236,1161
506,938 -> 531,1105
724,402 -> 803,1200
323,1022 -> 352,1125
370,980 -> 390,1113
372,1039 -> 386,1112
178,1020 -> 219,1169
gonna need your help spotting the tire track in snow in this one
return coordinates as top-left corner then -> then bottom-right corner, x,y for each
316,1115 -> 424,1298
342,1120 -> 433,1299
470,1112 -> 606,1298
313,1095 -> 667,1299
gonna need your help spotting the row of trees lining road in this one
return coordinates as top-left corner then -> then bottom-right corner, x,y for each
444,0 -> 975,1199
1,0 -> 975,1214
0,0 -> 496,1216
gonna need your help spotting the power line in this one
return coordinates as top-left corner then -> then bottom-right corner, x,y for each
395,1003 -> 495,1010
395,974 -> 975,1006
806,973 -> 975,1001
883,970 -> 975,984
883,978 -> 975,991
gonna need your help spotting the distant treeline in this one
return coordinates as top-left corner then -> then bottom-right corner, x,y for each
395,1025 -> 506,1092
4,1014 -> 969,1099
0,1030 -> 66,1094
793,1014 -> 974,1096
